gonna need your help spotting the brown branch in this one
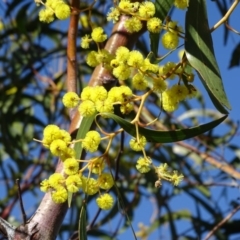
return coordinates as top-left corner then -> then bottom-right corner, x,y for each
204,205 -> 240,240
67,0 -> 80,119
16,179 -> 27,225
178,141 -> 240,179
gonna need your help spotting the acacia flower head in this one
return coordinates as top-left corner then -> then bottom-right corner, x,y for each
65,174 -> 82,192
129,135 -> 147,151
136,156 -> 152,173
81,177 -> 99,195
127,50 -> 144,68
81,35 -> 92,49
152,79 -> 167,93
51,187 -> 68,203
63,158 -> 79,175
90,86 -> 108,102
124,17 -> 142,33
91,27 -> 107,42
171,170 -> 184,186
82,131 -> 101,152
39,8 -> 55,23
115,46 -> 130,63
95,99 -> 114,114
118,0 -> 132,11
147,17 -> 162,33
159,62 -> 177,80
162,32 -> 179,50
42,125 -> 62,148
50,139 -> 68,156
138,1 -> 156,18
78,100 -> 96,117
62,92 -> 80,108
140,58 -> 159,73
55,2 -> 71,20
96,193 -> 114,210
48,173 -> 65,188
174,0 -> 189,9
132,73 -> 148,91
107,7 -> 120,23
120,102 -> 134,115
46,0 -> 63,10
40,179 -> 51,192
88,157 -> 105,174
86,51 -> 99,67
170,84 -> 188,102
98,173 -> 114,190
112,64 -> 131,81
162,89 -> 179,112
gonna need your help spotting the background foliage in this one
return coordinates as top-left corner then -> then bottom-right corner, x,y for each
1,0 -> 240,239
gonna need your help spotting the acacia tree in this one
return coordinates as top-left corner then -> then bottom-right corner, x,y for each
1,0 -> 240,239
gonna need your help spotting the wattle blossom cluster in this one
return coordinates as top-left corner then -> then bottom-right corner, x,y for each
63,85 -> 134,117
106,0 -> 186,50
35,0 -> 71,23
84,44 -> 197,112
35,0 -> 191,210
37,124 -> 115,209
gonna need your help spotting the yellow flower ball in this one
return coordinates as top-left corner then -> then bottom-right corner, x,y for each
174,0 -> 189,9
55,3 -> 71,20
129,135 -> 147,151
91,27 -> 107,43
81,177 -> 99,195
39,8 -> 55,23
161,32 -> 179,50
124,17 -> 142,33
78,100 -> 96,117
138,2 -> 155,18
62,92 -> 80,108
96,193 -> 114,210
51,187 -> 68,203
147,17 -> 162,33
98,173 -> 114,190
65,174 -> 82,192
63,158 -> 79,175
136,156 -> 152,173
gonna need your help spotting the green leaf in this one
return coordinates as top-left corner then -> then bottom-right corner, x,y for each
104,113 -> 227,143
74,115 -> 95,159
229,42 -> 240,68
78,204 -> 87,240
185,0 -> 231,113
68,192 -> 73,208
150,0 -> 174,57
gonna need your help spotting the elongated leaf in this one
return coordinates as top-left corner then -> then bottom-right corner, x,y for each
104,113 -> 227,143
185,0 -> 231,113
150,0 -> 174,56
78,204 -> 87,240
68,192 -> 73,208
74,115 -> 95,159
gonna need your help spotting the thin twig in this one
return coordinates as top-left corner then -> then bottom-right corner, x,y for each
225,22 -> 240,35
204,205 -> 240,240
86,208 -> 101,232
16,179 -> 27,224
210,0 -> 240,32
